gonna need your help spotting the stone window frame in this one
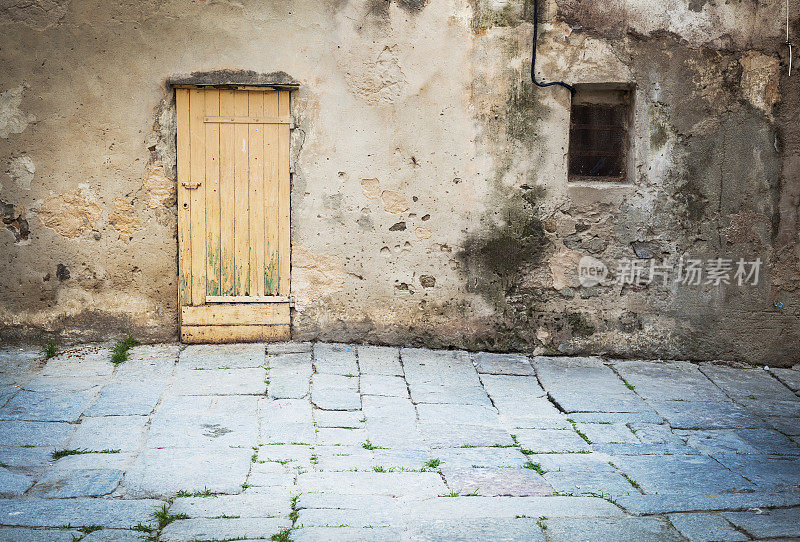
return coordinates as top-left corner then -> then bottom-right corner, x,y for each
567,83 -> 635,185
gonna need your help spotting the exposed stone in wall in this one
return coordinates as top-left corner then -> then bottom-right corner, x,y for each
6,156 -> 34,190
342,45 -> 406,105
293,247 -> 347,309
555,0 -> 784,49
361,178 -> 382,200
381,190 -> 409,214
739,51 -> 781,116
37,191 -> 102,239
1,200 -> 29,244
0,85 -> 35,139
142,162 -> 175,209
108,198 -> 139,241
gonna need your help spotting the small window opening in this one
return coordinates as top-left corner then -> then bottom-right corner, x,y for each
568,86 -> 633,182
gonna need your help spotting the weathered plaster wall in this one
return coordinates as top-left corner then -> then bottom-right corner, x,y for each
1,0 -> 798,364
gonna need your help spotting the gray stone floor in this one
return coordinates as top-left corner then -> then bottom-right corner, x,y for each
0,342 -> 799,541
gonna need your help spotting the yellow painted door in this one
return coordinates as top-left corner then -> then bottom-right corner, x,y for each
176,87 -> 291,343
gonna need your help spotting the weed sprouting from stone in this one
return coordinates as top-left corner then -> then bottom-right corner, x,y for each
43,341 -> 58,359
566,419 -> 593,445
176,487 -> 216,498
523,461 -> 546,475
151,503 -> 188,530
51,449 -> 120,460
110,335 -> 138,365
271,528 -> 293,542
425,458 -> 441,468
361,439 -> 384,450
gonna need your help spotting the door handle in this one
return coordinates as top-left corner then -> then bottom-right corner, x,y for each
182,182 -> 202,189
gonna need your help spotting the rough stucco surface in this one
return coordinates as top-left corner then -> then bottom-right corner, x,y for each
0,0 -> 798,364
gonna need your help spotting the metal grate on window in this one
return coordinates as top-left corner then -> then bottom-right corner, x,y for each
568,95 -> 630,181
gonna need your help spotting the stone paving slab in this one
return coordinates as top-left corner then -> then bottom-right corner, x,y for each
420,423 -> 515,448
81,531 -> 149,542
0,467 -> 33,496
0,498 -> 164,528
147,395 -> 259,449
261,398 -> 313,423
473,352 -> 535,376
515,428 -> 592,453
292,526 -> 403,542
613,455 -> 754,494
170,488 -> 292,518
298,472 -> 447,497
69,415 -> 148,451
2,342 -> 800,539
179,343 -> 266,369
0,390 -> 96,422
435,447 -> 528,469
169,367 -> 266,395
711,453 -> 800,488
297,507 -> 400,527
406,518 -> 545,541
699,364 -> 798,402
542,469 -> 639,497
0,420 -> 73,447
723,507 -> 800,538
769,366 -> 800,391
358,345 -> 403,376
0,446 -> 55,467
123,447 -> 252,497
668,512 -> 749,541
616,491 -> 800,515
0,528 -> 80,542
265,371 -> 308,400
85,382 -> 165,416
360,374 -> 408,397
648,399 -> 767,429
542,516 -> 683,542
404,496 -> 624,519
160,517 -> 290,542
30,468 -> 123,498
314,343 -> 358,375
441,466 -> 553,496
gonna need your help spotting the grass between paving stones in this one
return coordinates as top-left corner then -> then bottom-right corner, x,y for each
151,503 -> 189,530
110,335 -> 138,365
523,461 -> 547,475
566,418 -> 594,445
43,340 -> 58,359
426,458 -> 441,468
176,487 -> 217,498
361,439 -> 385,450
554,488 -> 617,504
51,448 -> 120,460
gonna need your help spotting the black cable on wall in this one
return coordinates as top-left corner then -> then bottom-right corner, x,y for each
531,0 -> 574,93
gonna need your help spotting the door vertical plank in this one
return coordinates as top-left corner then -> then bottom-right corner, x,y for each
189,88 -> 207,306
204,89 -> 221,296
248,91 -> 266,296
233,90 -> 250,295
264,91 -> 280,295
219,90 -> 236,295
176,88 -> 192,307
277,90 -> 291,296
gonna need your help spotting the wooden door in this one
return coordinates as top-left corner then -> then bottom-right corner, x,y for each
176,87 -> 291,343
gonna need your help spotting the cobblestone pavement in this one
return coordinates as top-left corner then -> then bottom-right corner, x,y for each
0,342 -> 799,541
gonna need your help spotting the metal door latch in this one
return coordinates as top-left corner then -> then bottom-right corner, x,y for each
182,182 -> 202,189
289,295 -> 296,308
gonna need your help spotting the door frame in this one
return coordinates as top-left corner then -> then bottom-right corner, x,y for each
171,78 -> 298,343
